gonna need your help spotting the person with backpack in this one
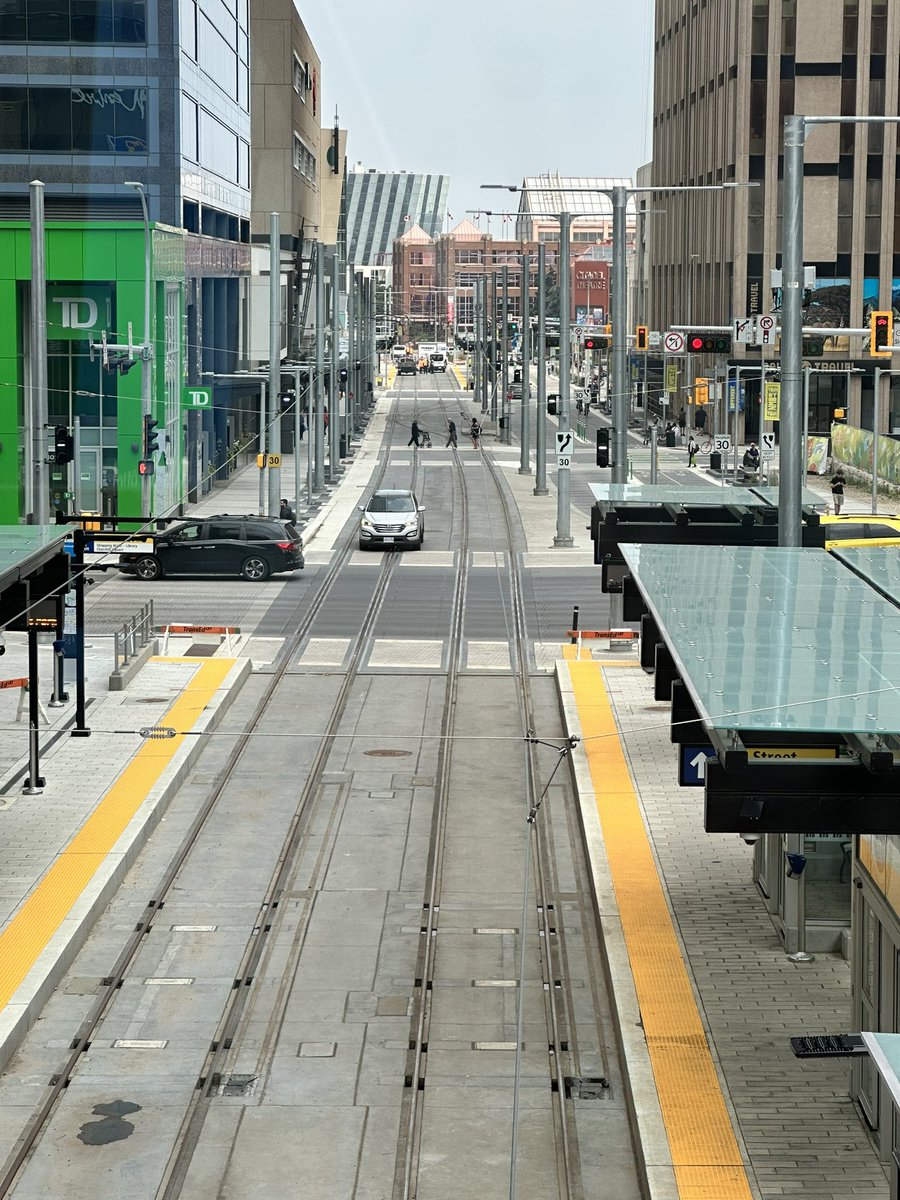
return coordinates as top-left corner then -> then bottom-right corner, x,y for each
687,435 -> 700,468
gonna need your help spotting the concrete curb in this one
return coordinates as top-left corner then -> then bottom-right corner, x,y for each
0,655 -> 252,1072
555,663 -> 679,1200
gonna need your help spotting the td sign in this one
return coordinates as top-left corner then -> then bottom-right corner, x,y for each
182,386 -> 211,409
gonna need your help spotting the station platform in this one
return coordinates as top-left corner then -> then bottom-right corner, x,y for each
0,382 -> 887,1199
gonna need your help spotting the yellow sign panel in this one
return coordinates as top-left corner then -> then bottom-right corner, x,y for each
694,378 -> 709,406
267,453 -> 281,468
665,363 -> 678,393
763,381 -> 781,422
748,747 -> 838,761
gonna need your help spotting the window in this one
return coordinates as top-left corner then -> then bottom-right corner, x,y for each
0,85 -> 148,153
0,0 -> 146,41
292,134 -> 316,183
180,0 -> 196,58
456,249 -> 481,264
181,96 -> 198,161
292,54 -> 309,98
170,523 -> 203,541
207,522 -> 243,540
455,272 -> 480,286
409,251 -> 424,265
199,109 -> 238,181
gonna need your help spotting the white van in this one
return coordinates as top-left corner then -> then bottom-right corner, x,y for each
391,345 -> 409,364
429,351 -> 448,372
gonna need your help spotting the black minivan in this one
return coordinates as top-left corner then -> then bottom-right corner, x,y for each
118,515 -> 304,581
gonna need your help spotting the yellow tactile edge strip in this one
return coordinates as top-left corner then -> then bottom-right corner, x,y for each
0,656 -> 238,1016
559,657 -> 755,1200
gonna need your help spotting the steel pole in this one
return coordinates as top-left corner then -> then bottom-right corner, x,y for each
554,212 -> 574,546
779,115 -> 805,546
610,188 -> 629,484
258,381 -> 266,514
490,272 -> 498,423
29,181 -> 49,525
873,367 -> 881,514
534,244 -> 548,494
293,367 -> 302,514
501,266 -> 510,442
519,252 -> 531,473
267,212 -> 282,516
314,242 -> 326,491
802,363 -> 811,487
329,248 -> 340,480
347,270 -> 355,443
650,423 -> 659,483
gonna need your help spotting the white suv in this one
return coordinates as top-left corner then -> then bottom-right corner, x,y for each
358,489 -> 425,550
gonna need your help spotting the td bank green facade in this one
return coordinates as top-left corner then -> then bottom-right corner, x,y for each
0,220 -> 186,524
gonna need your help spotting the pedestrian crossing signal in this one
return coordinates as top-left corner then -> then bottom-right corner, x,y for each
870,310 -> 893,358
596,427 -> 610,469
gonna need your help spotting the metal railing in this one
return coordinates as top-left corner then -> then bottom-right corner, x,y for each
113,601 -> 154,671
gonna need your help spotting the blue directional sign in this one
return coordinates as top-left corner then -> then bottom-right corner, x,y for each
679,744 -> 716,787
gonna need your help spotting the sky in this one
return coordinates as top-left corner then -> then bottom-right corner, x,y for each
302,0 -> 655,228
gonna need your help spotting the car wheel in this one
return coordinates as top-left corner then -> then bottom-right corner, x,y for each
135,556 -> 162,581
241,555 -> 270,581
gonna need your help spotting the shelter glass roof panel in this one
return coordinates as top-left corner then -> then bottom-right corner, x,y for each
621,544 -> 900,735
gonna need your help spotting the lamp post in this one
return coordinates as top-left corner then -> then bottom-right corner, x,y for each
124,181 -> 152,517
780,113 -> 900,546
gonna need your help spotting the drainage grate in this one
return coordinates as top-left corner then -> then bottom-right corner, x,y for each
569,1075 -> 610,1100
185,643 -> 219,657
363,749 -> 412,758
217,1073 -> 257,1096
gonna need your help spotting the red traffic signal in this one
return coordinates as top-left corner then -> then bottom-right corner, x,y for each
138,459 -> 155,476
584,336 -> 600,350
688,333 -> 731,353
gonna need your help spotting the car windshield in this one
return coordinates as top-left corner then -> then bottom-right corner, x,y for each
368,493 -> 415,513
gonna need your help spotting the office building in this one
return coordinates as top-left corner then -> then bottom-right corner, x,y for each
650,0 -> 900,437
0,0 -> 252,518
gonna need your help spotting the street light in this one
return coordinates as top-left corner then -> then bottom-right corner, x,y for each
124,181 -> 152,517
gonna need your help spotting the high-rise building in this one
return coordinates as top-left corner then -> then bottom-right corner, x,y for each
0,0 -> 252,518
650,0 -> 900,437
345,166 -> 449,268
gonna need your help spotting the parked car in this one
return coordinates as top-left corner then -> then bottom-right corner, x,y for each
117,514 -> 304,581
397,356 -> 418,376
358,489 -> 425,550
818,513 -> 900,550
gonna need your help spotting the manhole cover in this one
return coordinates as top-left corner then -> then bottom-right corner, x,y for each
217,1073 -> 257,1097
364,749 -> 412,758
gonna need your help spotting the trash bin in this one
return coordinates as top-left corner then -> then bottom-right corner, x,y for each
709,450 -> 722,472
499,416 -> 507,430
339,435 -> 347,459
665,429 -> 676,448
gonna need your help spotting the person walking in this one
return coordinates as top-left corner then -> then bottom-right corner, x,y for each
470,417 -> 481,448
408,419 -> 421,448
677,407 -> 687,438
279,498 -> 295,522
693,405 -> 707,434
830,466 -> 846,514
446,419 -> 458,448
687,435 -> 699,468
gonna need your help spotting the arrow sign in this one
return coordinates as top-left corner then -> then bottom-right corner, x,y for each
663,331 -> 686,354
556,430 -> 574,469
679,744 -> 716,787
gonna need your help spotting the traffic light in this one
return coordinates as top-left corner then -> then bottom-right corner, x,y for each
687,333 -> 732,354
596,427 -> 610,469
138,459 -> 155,475
143,413 -> 160,456
870,310 -> 893,358
53,425 -> 74,465
279,390 -> 295,411
635,325 -> 649,352
583,335 -> 603,351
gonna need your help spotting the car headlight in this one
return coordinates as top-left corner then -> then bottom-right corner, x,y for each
360,518 -> 374,529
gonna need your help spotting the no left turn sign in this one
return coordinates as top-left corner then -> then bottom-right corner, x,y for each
663,331 -> 686,354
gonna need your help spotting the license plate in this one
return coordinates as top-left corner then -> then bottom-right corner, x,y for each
382,537 -> 394,544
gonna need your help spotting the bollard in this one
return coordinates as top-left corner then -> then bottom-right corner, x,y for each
570,605 -> 579,645
22,723 -> 43,794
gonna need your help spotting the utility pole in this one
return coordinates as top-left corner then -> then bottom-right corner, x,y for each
519,251 -> 531,473
314,241 -> 326,492
534,243 -> 548,495
779,114 -> 805,547
490,271 -> 498,423
329,248 -> 340,480
554,210 -> 574,546
610,187 -> 629,484
267,212 -> 282,516
29,181 -> 49,524
501,265 -> 510,443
